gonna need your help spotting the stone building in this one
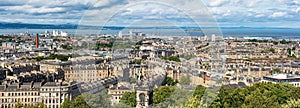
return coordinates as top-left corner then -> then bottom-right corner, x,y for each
0,81 -> 80,108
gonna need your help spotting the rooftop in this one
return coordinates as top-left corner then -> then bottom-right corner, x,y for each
264,74 -> 300,80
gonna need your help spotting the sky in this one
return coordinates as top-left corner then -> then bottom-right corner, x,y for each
0,0 -> 299,28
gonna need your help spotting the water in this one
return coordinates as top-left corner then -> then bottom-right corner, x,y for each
1,28 -> 300,39
221,28 -> 300,39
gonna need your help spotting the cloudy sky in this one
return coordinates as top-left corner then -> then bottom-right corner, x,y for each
0,0 -> 299,28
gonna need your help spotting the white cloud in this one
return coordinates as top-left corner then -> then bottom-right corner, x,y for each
255,14 -> 265,18
222,10 -> 231,17
208,0 -> 229,7
269,12 -> 288,18
3,5 -> 66,14
93,0 -> 117,8
294,7 -> 300,13
292,0 -> 300,5
0,0 -> 299,27
247,0 -> 262,7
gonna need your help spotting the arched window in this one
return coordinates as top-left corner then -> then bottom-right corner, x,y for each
139,93 -> 146,106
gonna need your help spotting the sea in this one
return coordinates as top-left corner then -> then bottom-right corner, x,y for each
1,28 -> 300,39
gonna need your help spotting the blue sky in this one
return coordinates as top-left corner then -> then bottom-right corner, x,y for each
0,0 -> 299,28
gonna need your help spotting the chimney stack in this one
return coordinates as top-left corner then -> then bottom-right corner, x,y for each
36,34 -> 39,48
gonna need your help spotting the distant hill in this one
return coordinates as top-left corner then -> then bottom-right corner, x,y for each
0,22 -> 79,29
0,22 -> 202,30
0,22 -> 294,30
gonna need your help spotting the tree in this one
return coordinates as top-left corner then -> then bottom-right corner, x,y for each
120,91 -> 136,107
83,93 -> 112,108
242,88 -> 280,108
180,75 -> 191,85
162,56 -> 181,62
168,56 -> 181,62
165,77 -> 178,86
185,85 -> 207,108
282,98 -> 300,108
14,99 -> 45,108
155,87 -> 193,108
209,83 -> 298,108
134,59 -> 142,64
96,41 -> 114,49
60,98 -> 70,108
61,44 -> 73,50
269,48 -> 276,53
193,85 -> 206,97
15,99 -> 23,108
248,39 -> 258,42
153,86 -> 176,104
40,100 -> 46,108
70,95 -> 89,108
113,103 -> 132,108
185,96 -> 202,108
288,48 -> 292,55
281,39 -> 288,44
270,68 -> 282,74
273,41 -> 279,45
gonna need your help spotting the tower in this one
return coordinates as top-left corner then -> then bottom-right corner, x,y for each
36,34 -> 39,48
211,34 -> 216,42
118,31 -> 122,38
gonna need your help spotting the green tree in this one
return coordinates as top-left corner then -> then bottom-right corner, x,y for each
165,77 -> 178,86
83,93 -> 112,108
288,48 -> 292,55
185,85 -> 207,108
38,100 -> 46,108
270,68 -> 282,74
269,48 -> 276,53
273,41 -> 279,45
70,95 -> 89,108
242,88 -> 280,108
60,98 -> 70,108
61,44 -> 73,50
210,83 -> 298,108
155,87 -> 193,108
168,56 -> 181,62
162,56 -> 181,62
113,103 -> 132,108
281,39 -> 288,44
120,91 -> 136,107
185,96 -> 202,108
153,86 -> 176,104
282,98 -> 300,108
15,99 -> 23,108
